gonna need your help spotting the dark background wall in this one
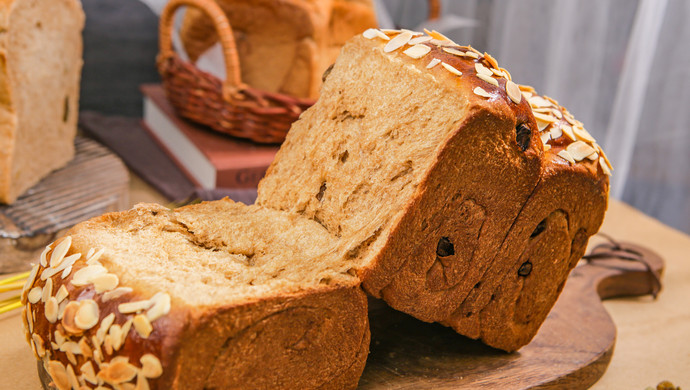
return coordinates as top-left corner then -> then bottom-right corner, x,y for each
80,0 -> 161,117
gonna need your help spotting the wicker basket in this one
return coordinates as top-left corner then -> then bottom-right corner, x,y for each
157,0 -> 315,144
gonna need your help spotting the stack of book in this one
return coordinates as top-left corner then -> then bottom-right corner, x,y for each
141,84 -> 279,190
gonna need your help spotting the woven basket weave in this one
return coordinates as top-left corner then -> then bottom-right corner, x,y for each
157,0 -> 315,144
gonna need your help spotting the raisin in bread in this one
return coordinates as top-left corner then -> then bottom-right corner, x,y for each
257,29 -> 611,351
21,200 -> 369,389
179,0 -> 377,99
0,0 -> 84,203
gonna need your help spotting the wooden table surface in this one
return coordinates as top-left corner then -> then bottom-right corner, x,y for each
1,173 -> 689,389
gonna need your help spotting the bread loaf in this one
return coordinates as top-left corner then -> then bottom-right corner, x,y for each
0,0 -> 84,204
22,200 -> 369,389
258,29 -> 611,351
22,28 -> 611,389
179,0 -> 377,99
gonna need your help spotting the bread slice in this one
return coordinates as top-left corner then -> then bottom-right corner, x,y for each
258,30 -> 610,351
21,200 -> 369,389
0,0 -> 84,203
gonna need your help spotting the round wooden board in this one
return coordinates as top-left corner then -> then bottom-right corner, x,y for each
37,243 -> 662,390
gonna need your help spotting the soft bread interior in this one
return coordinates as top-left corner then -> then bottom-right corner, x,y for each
69,200 -> 359,307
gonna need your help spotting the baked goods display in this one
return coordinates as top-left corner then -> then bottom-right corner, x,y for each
179,0 -> 377,99
0,0 -> 85,204
22,28 -> 611,388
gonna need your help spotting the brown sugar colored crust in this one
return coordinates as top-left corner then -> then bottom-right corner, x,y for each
21,203 -> 369,390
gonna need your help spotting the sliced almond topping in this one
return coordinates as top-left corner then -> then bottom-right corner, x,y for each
50,236 -> 72,268
60,266 -> 73,280
464,51 -> 479,59
540,132 -> 551,146
61,301 -> 82,334
86,248 -> 95,259
57,299 -> 69,321
86,248 -> 105,265
505,80 -> 522,104
567,141 -> 598,161
97,313 -> 116,343
136,374 -> 150,390
75,299 -> 100,330
477,73 -> 499,87
56,285 -> 69,303
109,324 -> 123,351
59,341 -> 82,355
41,267 -> 62,281
409,35 -> 432,45
599,148 -> 613,170
441,62 -> 463,76
98,360 -> 138,385
25,304 -> 33,333
499,67 -> 512,80
79,336 -> 93,358
562,125 -> 577,141
473,87 -> 492,99
474,63 -> 493,77
552,108 -> 563,119
119,299 -> 154,314
133,314 -> 153,339
66,364 -> 80,390
71,264 -> 108,286
140,354 -> 163,378
403,44 -> 431,59
573,126 -> 596,143
28,286 -> 42,304
81,361 -> 98,384
39,246 -> 51,268
557,150 -> 576,164
32,334 -> 45,357
533,112 -> 557,131
55,330 -> 67,347
92,273 -> 119,293
92,339 -> 103,366
550,125 -> 563,140
362,28 -> 389,41
121,318 -> 133,346
146,293 -> 171,322
491,68 -> 507,78
544,144 -> 552,151
522,91 -> 533,101
48,360 -> 70,390
383,30 -> 413,53
45,297 -> 58,323
587,152 -> 599,161
599,157 -> 612,176
442,47 -> 465,56
529,95 -> 551,108
426,58 -> 441,69
424,28 -> 453,42
103,287 -> 133,302
484,52 -> 499,69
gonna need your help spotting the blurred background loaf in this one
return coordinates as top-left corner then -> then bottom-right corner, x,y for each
0,0 -> 85,204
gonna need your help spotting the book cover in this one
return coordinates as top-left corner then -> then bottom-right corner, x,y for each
141,84 -> 279,189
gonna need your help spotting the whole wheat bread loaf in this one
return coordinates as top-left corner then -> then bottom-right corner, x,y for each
0,0 -> 84,203
22,28 -> 611,389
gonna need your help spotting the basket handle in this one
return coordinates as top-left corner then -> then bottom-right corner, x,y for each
159,0 -> 244,98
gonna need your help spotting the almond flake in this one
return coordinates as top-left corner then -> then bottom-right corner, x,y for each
59,341 -> 82,355
98,360 -> 138,385
40,266 -> 62,281
587,152 -> 599,161
562,125 -> 577,141
45,297 -> 58,323
28,287 -> 42,304
61,301 -> 82,334
119,299 -> 154,314
599,148 -> 613,170
39,246 -> 51,268
424,28 -> 453,42
362,28 -> 389,41
567,141 -> 597,161
97,313 -> 116,343
550,125 -> 563,139
499,67 -> 512,80
92,273 -> 119,293
32,334 -> 45,357
48,360 -> 70,390
71,264 -> 108,286
56,285 -> 69,303
441,62 -> 462,76
60,265 -> 73,280
66,364 -> 79,390
81,361 -> 98,384
103,287 -> 133,302
25,304 -> 33,333
75,299 -> 99,330
552,108 -> 563,119
600,157 -> 612,176
544,144 -> 552,151
86,248 -> 95,259
383,31 -> 413,53
473,86 -> 492,98
133,314 -> 153,339
121,319 -> 133,345
540,132 -> 551,145
403,44 -> 431,59
522,91 -> 533,100
137,374 -> 150,390
140,354 -> 163,378
474,63 -> 493,77
477,73 -> 499,87
505,80 -> 522,104
442,47 -> 465,56
426,58 -> 441,69
87,248 -> 105,265
50,236 -> 72,268
79,336 -> 93,358
464,51 -> 479,59
409,35 -> 432,45
109,324 -> 123,351
573,126 -> 596,143
57,299 -> 69,321
484,53 -> 499,69
558,150 -> 576,164
529,95 -> 551,108
491,68 -> 507,78
146,293 -> 171,322
533,111 -> 557,124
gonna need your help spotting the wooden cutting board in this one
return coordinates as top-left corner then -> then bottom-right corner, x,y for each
38,243 -> 662,390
